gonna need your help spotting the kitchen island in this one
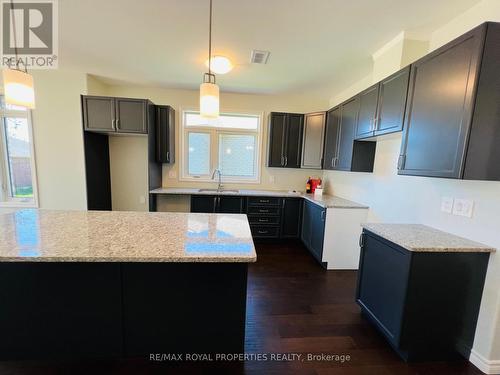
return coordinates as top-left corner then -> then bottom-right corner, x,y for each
0,209 -> 256,361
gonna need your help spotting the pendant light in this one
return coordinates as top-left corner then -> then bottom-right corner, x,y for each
199,0 -> 219,119
2,0 -> 36,109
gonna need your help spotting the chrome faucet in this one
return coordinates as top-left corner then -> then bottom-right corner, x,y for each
211,169 -> 223,192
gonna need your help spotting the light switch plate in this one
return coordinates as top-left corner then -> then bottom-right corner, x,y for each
453,198 -> 474,218
168,170 -> 177,179
441,196 -> 454,214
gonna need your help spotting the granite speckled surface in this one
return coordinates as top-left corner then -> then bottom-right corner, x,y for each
362,223 -> 495,253
150,188 -> 368,209
0,209 -> 256,262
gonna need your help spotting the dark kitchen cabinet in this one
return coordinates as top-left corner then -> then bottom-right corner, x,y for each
281,198 -> 303,238
337,97 -> 359,171
82,96 -> 115,132
301,200 -> 326,264
357,229 -> 490,361
322,107 -> 340,170
267,112 -> 304,168
82,95 -> 148,134
301,112 -> 326,169
376,67 -> 410,135
190,195 -> 244,213
355,67 -> 410,140
356,85 -> 379,139
399,23 -> 500,181
156,105 -> 175,164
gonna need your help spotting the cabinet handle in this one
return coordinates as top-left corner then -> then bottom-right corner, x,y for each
285,156 -> 288,166
331,158 -> 334,168
116,118 -> 120,129
259,209 -> 269,213
258,230 -> 268,234
112,119 -> 116,129
260,199 -> 270,203
259,218 -> 269,223
213,197 -> 217,212
166,151 -> 170,162
321,210 -> 326,221
397,154 -> 406,170
359,233 -> 365,248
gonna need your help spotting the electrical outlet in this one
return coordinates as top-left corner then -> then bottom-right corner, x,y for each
168,170 -> 177,179
269,176 -> 275,183
441,196 -> 454,214
453,198 -> 474,218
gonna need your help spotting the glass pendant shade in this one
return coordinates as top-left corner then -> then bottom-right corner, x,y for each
2,68 -> 36,109
200,77 -> 219,119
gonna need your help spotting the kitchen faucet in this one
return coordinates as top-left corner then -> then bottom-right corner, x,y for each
211,169 -> 223,192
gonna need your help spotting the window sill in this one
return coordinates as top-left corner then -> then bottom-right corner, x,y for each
0,201 -> 38,209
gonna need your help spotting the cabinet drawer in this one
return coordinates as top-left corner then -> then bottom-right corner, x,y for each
248,216 -> 280,225
247,206 -> 280,216
248,197 -> 281,206
250,226 -> 280,238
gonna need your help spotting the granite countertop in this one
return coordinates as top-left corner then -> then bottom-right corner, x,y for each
0,209 -> 256,262
150,188 -> 368,209
362,223 -> 496,253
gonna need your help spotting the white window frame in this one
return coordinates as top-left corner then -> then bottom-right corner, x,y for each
180,108 -> 263,184
0,95 -> 39,208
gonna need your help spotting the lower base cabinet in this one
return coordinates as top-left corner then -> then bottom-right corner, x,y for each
190,195 -> 244,213
301,200 -> 326,264
356,229 -> 490,361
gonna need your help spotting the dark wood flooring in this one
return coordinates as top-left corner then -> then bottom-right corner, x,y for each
0,241 -> 484,375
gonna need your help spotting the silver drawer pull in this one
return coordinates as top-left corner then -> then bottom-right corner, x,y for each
260,199 -> 270,203
259,218 -> 269,222
259,209 -> 269,213
258,230 -> 268,234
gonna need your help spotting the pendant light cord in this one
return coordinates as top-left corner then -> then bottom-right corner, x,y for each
208,0 -> 213,75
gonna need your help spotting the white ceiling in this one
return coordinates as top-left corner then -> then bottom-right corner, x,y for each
59,0 -> 481,95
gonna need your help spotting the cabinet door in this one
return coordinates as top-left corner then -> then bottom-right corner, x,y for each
323,107 -> 341,170
301,112 -> 326,169
356,85 -> 379,139
281,198 -> 302,238
82,96 -> 115,132
190,195 -> 217,213
356,232 -> 411,345
300,201 -> 312,249
399,27 -> 484,178
268,113 -> 287,167
217,197 -> 244,213
156,106 -> 175,163
376,67 -> 410,136
115,98 -> 148,134
336,97 -> 359,171
284,114 -> 304,168
309,204 -> 326,262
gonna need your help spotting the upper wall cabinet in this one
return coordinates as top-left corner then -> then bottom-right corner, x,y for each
301,112 -> 326,169
156,105 -> 175,164
399,22 -> 500,181
82,95 -> 149,134
268,112 -> 304,168
355,67 -> 410,140
323,98 -> 376,172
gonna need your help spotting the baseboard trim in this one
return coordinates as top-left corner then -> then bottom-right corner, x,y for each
469,349 -> 500,374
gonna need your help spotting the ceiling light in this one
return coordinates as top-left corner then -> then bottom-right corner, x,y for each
205,56 -> 233,74
199,0 -> 219,119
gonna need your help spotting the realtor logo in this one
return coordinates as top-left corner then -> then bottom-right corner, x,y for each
1,0 -> 58,69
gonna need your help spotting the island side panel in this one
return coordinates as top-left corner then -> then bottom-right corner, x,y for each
121,262 -> 248,357
0,262 -> 123,361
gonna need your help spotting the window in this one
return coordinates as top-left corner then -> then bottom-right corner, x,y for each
0,95 -> 37,206
181,110 -> 261,183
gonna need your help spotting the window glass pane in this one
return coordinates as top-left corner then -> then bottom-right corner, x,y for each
185,112 -> 259,130
3,117 -> 33,199
218,134 -> 256,178
187,132 -> 210,176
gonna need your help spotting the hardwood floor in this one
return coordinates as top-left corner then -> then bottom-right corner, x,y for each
0,241 -> 484,374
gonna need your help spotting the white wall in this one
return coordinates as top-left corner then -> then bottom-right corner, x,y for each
322,0 -> 500,369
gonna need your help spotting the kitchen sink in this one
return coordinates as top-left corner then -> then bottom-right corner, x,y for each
198,189 -> 239,194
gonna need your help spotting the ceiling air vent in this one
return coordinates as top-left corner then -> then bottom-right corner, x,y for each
250,50 -> 270,64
